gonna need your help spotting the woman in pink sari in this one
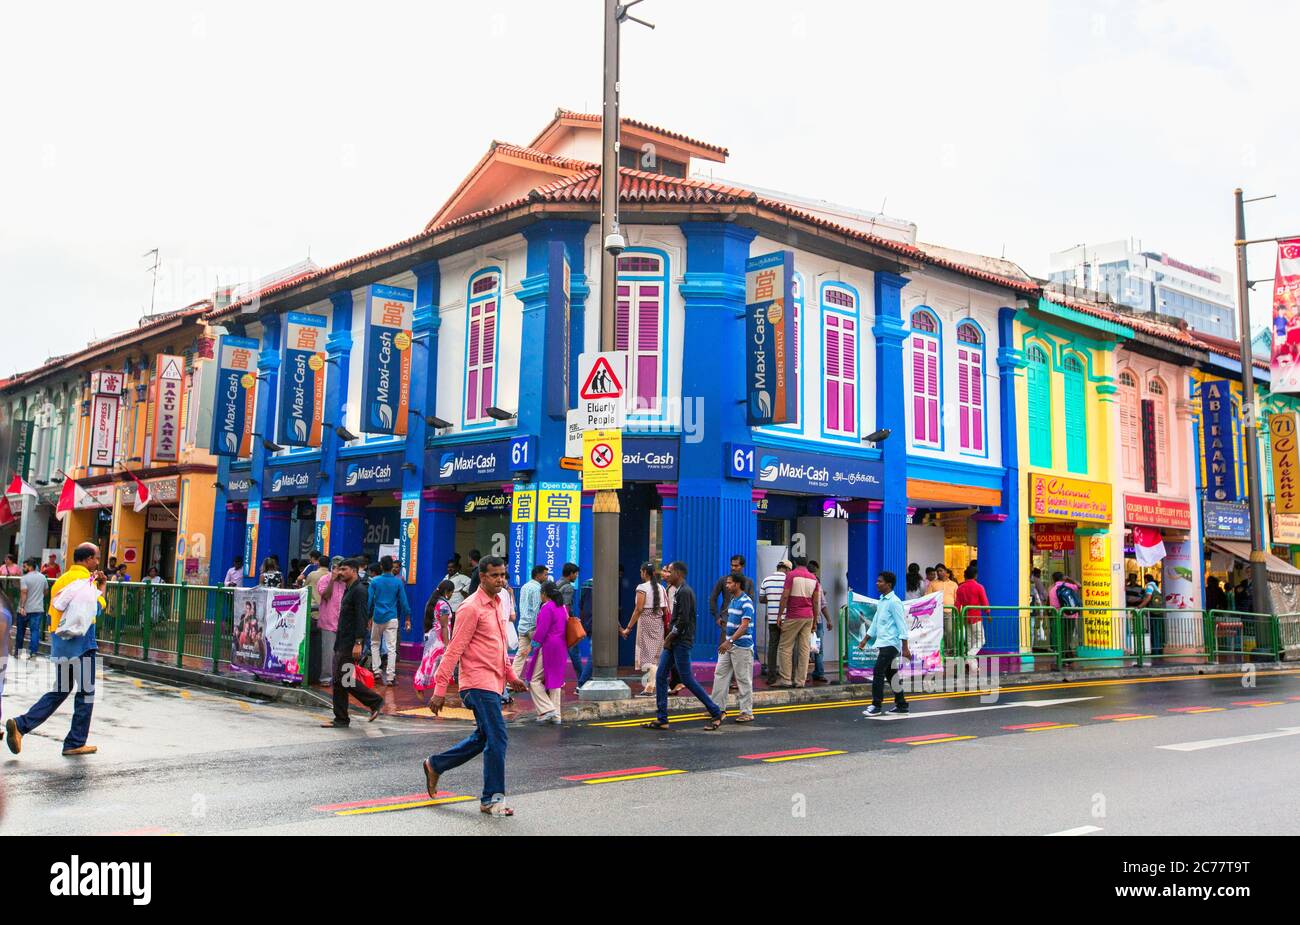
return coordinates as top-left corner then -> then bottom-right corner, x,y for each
524,581 -> 569,725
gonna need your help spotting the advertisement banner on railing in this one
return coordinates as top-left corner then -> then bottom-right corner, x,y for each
150,354 -> 184,463
845,591 -> 944,675
230,587 -> 308,684
744,250 -> 796,426
360,284 -> 414,436
210,335 -> 259,457
279,312 -> 327,447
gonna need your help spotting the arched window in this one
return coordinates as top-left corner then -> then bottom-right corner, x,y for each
464,269 -> 500,424
909,309 -> 941,447
1063,354 -> 1087,474
1027,344 -> 1052,468
1118,369 -> 1140,480
955,321 -> 985,453
823,285 -> 859,437
616,251 -> 667,414
1149,377 -> 1170,485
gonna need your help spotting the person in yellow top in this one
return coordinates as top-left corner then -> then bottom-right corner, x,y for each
930,563 -> 959,610
5,542 -> 107,757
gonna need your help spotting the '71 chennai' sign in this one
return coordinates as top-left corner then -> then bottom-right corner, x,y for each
1028,473 -> 1111,523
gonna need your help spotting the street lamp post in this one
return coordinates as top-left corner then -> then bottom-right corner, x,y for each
582,0 -> 652,701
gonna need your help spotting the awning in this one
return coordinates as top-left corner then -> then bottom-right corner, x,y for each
1206,540 -> 1300,583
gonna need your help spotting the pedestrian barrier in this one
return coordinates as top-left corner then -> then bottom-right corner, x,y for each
955,606 -> 1062,672
1208,610 -> 1283,663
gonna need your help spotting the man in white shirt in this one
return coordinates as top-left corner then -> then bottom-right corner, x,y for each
758,560 -> 791,684
444,558 -> 471,611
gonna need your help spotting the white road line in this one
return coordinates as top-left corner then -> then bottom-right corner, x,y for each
871,696 -> 1102,720
1046,825 -> 1103,836
1156,726 -> 1300,752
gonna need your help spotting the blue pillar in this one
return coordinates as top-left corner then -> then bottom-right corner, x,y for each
980,306 -> 1026,618
210,455 -> 235,579
318,291 -> 354,557
657,483 -> 678,566
873,272 -> 910,581
404,262 -> 440,619
258,499 -> 293,572
408,487 -> 458,654
332,494 -> 369,557
678,221 -> 758,663
846,500 -> 871,595
221,501 -> 245,577
244,315 -> 282,585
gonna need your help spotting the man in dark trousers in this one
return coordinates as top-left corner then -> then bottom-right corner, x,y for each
708,554 -> 753,630
321,557 -> 385,728
644,561 -> 723,731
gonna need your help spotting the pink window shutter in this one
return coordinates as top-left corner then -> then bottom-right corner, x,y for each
971,353 -> 983,451
637,293 -> 659,411
912,341 -> 925,441
842,323 -> 856,432
481,303 -> 497,414
467,309 -> 481,420
825,322 -> 841,432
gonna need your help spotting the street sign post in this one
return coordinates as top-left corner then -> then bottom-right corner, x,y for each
577,351 -> 627,430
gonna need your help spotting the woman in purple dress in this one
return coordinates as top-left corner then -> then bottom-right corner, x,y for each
524,581 -> 569,725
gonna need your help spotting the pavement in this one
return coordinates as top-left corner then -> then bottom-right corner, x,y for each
2,652 -> 1299,836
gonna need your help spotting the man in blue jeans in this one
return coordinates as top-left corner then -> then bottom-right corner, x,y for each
5,542 -> 105,757
16,557 -> 47,659
424,556 -> 526,816
643,561 -> 722,731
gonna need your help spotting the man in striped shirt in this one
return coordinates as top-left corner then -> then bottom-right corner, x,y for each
710,572 -> 757,722
759,560 -> 791,683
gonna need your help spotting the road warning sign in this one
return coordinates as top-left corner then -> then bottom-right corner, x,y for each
580,354 -> 624,399
577,352 -> 627,430
582,429 -> 623,491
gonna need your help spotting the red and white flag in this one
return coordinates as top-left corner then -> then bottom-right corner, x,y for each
55,476 -> 93,522
0,497 -> 15,527
1132,525 -> 1167,568
128,470 -> 151,513
5,475 -> 37,499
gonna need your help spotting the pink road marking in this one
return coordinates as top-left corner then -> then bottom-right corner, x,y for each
885,733 -> 962,744
562,766 -> 667,781
312,792 -> 454,812
739,747 -> 831,760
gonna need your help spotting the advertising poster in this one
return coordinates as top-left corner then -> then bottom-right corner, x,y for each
231,588 -> 267,673
509,484 -> 537,589
231,588 -> 308,683
1269,238 -> 1300,393
1200,379 -> 1238,502
534,481 -> 581,576
1079,532 -> 1117,650
210,335 -> 259,457
151,354 -> 184,463
743,250 -> 796,426
314,500 -> 331,555
279,312 -> 327,447
399,492 -> 419,584
845,591 -> 944,675
1270,412 -> 1300,514
243,504 -> 259,580
360,284 -> 414,436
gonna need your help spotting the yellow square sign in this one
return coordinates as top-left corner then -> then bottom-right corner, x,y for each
582,429 -> 623,491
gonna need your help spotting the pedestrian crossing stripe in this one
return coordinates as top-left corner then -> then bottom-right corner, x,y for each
885,733 -> 974,745
760,750 -> 846,762
1022,723 -> 1078,732
314,791 -> 463,812
738,747 -> 830,760
1168,706 -> 1225,713
562,766 -> 668,781
569,769 -> 687,785
1092,713 -> 1156,721
1231,700 -> 1284,707
334,796 -> 477,815
896,735 -> 976,746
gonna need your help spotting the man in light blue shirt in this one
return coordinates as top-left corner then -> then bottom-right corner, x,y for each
367,555 -> 410,685
512,564 -> 548,679
861,570 -> 912,716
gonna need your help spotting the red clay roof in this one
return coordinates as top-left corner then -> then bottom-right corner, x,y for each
533,109 -> 730,159
1187,328 -> 1269,369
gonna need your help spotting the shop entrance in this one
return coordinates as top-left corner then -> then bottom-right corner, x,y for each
145,507 -> 178,580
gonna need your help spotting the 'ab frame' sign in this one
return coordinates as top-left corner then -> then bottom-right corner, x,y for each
745,250 -> 797,426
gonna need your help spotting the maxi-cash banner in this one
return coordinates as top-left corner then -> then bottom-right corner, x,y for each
210,335 -> 259,457
279,312 -> 327,447
360,284 -> 414,436
744,251 -> 796,426
534,481 -> 581,577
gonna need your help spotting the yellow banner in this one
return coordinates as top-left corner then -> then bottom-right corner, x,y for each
1271,412 -> 1300,514
1080,533 -> 1115,649
582,429 -> 624,491
1028,473 -> 1111,523
511,489 -> 537,524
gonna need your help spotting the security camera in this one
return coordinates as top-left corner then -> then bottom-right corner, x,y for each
604,232 -> 626,257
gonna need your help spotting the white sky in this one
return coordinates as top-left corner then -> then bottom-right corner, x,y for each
2,0 -> 1296,376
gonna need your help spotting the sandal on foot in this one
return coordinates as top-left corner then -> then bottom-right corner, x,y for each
704,716 -> 723,731
642,719 -> 670,730
480,803 -> 514,816
735,714 -> 755,723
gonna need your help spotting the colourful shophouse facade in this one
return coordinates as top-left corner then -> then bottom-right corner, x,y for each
205,109 -> 1035,664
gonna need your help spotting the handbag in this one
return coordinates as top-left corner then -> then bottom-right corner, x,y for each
565,615 -> 587,648
53,577 -> 99,639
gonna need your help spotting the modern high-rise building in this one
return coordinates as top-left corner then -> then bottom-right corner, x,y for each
1048,240 -> 1236,339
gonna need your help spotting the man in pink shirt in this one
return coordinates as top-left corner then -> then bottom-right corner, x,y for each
314,557 -> 345,685
424,556 -> 526,816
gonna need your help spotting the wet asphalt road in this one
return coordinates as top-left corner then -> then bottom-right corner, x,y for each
2,657 -> 1298,836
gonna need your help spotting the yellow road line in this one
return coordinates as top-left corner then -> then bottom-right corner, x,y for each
589,669 -> 1300,727
1111,714 -> 1156,721
236,701 -> 253,712
179,690 -> 192,700
762,750 -> 847,762
580,769 -> 687,785
335,795 -> 476,815
1024,723 -> 1078,732
906,735 -> 976,745
1186,707 -> 1225,713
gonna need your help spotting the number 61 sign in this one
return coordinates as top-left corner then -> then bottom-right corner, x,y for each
726,443 -> 754,479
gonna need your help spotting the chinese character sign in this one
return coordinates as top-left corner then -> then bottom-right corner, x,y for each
210,335 -> 259,457
360,284 -> 414,436
1271,412 -> 1300,514
1200,379 -> 1238,502
534,482 -> 580,576
509,484 -> 537,589
279,312 -> 327,447
744,251 -> 796,426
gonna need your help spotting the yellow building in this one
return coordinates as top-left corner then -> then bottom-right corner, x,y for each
3,303 -> 220,583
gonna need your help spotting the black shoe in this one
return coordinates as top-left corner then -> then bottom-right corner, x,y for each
888,705 -> 909,714
862,705 -> 884,717
320,720 -> 351,728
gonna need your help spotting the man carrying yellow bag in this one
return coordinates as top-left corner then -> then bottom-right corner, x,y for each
4,542 -> 107,757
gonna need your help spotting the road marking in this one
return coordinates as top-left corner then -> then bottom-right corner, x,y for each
562,766 -> 669,781
739,747 -> 830,760
236,701 -> 253,712
1092,713 -> 1156,721
313,792 -> 457,812
1047,825 -> 1103,836
131,678 -> 144,688
99,825 -> 179,836
572,769 -> 687,785
179,690 -> 192,700
886,733 -> 975,745
1022,723 -> 1078,732
762,750 -> 847,763
587,670 -> 1300,727
1231,700 -> 1284,707
1156,727 -> 1300,752
872,695 -> 1100,721
1168,706 -> 1224,713
1003,722 -> 1059,730
335,795 -> 476,815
